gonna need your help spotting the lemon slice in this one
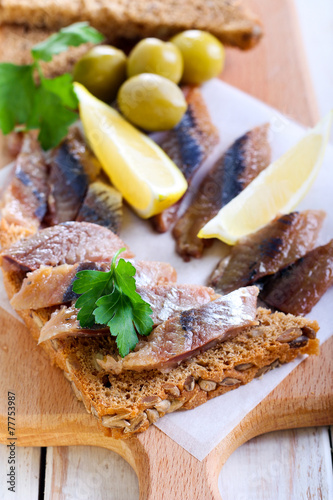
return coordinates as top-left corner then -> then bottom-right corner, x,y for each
198,111 -> 332,245
74,83 -> 187,218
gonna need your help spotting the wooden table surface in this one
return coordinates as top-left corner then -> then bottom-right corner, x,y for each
0,0 -> 333,499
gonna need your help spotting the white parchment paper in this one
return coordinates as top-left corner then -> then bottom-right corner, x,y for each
0,79 -> 332,461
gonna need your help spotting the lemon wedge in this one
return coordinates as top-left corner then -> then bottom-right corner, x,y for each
74,83 -> 187,218
198,111 -> 332,245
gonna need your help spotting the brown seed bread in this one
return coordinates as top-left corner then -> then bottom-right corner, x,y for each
0,0 -> 263,50
0,25 -> 94,78
0,222 -> 320,438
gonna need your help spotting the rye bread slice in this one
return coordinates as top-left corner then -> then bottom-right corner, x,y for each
0,0 -> 263,50
0,223 -> 319,439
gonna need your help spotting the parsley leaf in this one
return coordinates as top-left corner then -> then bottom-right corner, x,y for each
0,22 -> 104,149
72,249 -> 154,357
27,81 -> 78,150
73,269 -> 114,328
0,64 -> 36,134
41,74 -> 78,109
114,259 -> 142,302
94,289 -> 140,357
131,299 -> 155,337
31,22 -> 104,62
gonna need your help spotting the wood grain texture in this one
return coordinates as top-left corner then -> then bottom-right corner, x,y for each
0,1 -> 331,499
222,0 -> 318,127
220,427 -> 333,500
44,447 -> 139,500
0,445 -> 41,500
43,429 -> 333,500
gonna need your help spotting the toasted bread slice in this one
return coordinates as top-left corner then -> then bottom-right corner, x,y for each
0,223 -> 319,439
0,0 -> 263,50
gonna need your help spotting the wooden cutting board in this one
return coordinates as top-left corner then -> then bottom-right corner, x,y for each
0,1 -> 332,499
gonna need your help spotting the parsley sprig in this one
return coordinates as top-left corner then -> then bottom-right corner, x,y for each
0,22 -> 104,150
72,249 -> 154,357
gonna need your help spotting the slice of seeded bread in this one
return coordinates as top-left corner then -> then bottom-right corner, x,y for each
0,0 -> 263,50
1,260 -> 319,439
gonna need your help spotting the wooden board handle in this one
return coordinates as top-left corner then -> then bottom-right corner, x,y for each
126,338 -> 333,500
126,428 -> 222,500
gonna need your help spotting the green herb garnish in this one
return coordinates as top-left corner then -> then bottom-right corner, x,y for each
0,22 -> 104,150
72,249 -> 154,357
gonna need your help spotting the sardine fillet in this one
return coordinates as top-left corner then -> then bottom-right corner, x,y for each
1,133 -> 48,233
38,284 -> 219,344
45,139 -> 89,225
152,86 -> 219,233
100,286 -> 258,373
76,181 -> 123,234
261,239 -> 333,316
0,221 -> 134,273
173,123 -> 271,261
11,260 -> 178,310
209,210 -> 326,294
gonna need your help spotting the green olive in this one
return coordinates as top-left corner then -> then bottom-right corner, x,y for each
127,38 -> 183,84
170,30 -> 225,85
118,73 -> 187,131
73,45 -> 127,102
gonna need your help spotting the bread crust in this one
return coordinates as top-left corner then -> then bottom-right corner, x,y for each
0,0 -> 263,50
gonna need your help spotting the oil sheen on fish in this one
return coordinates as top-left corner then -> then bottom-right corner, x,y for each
209,210 -> 326,294
11,260 -> 178,310
38,284 -> 219,343
1,133 -> 48,233
137,284 -> 219,325
0,221 -> 134,273
260,240 -> 333,315
98,286 -> 258,373
76,181 -> 123,234
173,123 -> 271,261
151,86 -> 219,233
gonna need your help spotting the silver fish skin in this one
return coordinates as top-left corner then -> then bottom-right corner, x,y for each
137,284 -> 219,324
1,133 -> 48,232
209,210 -> 326,294
76,181 -> 123,234
46,139 -> 89,225
38,284 -> 219,344
151,86 -> 219,233
173,124 -> 271,261
0,221 -> 134,273
98,286 -> 258,373
260,239 -> 333,316
11,260 -> 177,310
44,126 -> 102,225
